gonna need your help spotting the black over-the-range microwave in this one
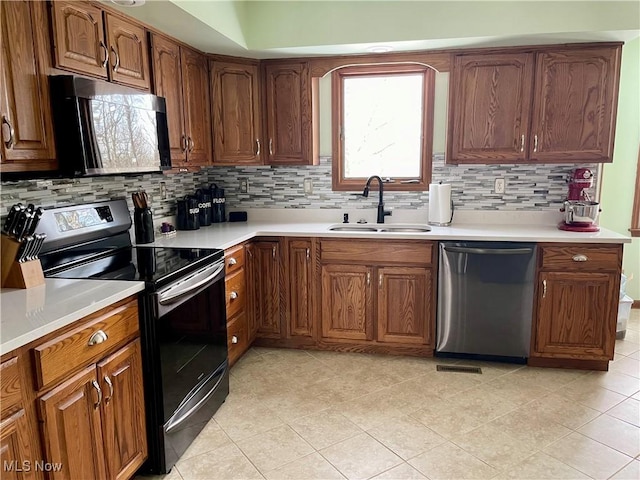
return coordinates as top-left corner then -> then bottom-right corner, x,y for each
49,75 -> 171,176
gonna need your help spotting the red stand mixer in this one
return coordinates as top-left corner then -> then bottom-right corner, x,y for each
558,168 -> 601,232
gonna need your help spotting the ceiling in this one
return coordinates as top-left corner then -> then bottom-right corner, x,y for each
106,0 -> 640,58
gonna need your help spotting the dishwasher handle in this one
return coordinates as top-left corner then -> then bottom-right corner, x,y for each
443,246 -> 533,255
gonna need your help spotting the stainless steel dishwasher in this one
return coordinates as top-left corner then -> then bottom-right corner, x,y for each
436,241 -> 537,359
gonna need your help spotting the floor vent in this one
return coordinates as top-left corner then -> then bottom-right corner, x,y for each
436,365 -> 482,374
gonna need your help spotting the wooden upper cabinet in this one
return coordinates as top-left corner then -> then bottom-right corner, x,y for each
377,267 -> 431,345
104,13 -> 150,90
151,34 -> 186,165
50,1 -> 151,90
50,0 -> 107,79
97,340 -> 146,480
447,44 -> 622,164
211,61 -> 262,165
264,61 -> 318,165
181,47 -> 211,166
448,53 -> 534,163
530,47 -> 621,163
0,0 -> 57,172
39,365 -> 108,480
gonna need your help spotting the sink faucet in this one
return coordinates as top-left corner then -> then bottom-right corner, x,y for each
362,175 -> 392,223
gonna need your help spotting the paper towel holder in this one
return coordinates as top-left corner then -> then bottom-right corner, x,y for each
428,182 -> 455,226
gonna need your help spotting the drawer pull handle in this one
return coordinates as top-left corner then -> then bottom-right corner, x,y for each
88,330 -> 108,346
230,291 -> 238,300
228,257 -> 237,266
542,279 -> 547,298
92,380 -> 102,409
104,376 -> 113,405
572,254 -> 588,262
231,335 -> 238,344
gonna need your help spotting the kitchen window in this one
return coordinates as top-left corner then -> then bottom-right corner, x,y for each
331,64 -> 435,191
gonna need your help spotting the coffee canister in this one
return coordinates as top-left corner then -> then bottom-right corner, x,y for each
176,195 -> 200,230
195,188 -> 212,226
210,183 -> 226,223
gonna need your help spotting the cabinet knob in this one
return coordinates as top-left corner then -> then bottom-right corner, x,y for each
572,254 -> 588,262
231,335 -> 238,344
230,291 -> 238,300
228,257 -> 237,266
88,330 -> 108,346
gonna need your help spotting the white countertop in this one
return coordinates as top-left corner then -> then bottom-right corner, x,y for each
146,219 -> 630,251
0,279 -> 145,355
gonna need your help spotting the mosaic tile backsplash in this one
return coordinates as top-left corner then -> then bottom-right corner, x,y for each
0,154 -> 598,220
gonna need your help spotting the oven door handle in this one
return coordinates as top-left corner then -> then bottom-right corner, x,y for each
164,361 -> 228,434
157,261 -> 224,305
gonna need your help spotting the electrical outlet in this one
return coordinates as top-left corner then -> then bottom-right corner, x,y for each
494,178 -> 506,194
160,182 -> 167,200
239,179 -> 248,193
304,178 -> 313,194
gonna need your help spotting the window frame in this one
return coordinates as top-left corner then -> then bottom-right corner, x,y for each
331,64 -> 436,191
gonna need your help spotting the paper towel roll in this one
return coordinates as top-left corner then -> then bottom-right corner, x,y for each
428,183 -> 452,226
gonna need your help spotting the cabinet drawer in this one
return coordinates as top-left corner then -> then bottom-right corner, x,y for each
227,311 -> 248,366
321,239 -> 433,265
0,357 -> 22,413
33,301 -> 139,390
225,269 -> 245,319
539,245 -> 621,271
225,244 -> 245,276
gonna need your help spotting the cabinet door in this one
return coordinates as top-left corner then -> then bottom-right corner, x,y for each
264,61 -> 314,165
0,0 -> 57,171
50,0 -> 107,79
534,271 -> 618,359
97,339 -> 147,480
181,48 -> 211,166
530,47 -> 621,163
39,365 -> 107,480
287,239 -> 315,339
250,241 -> 282,338
448,53 -> 534,163
321,264 -> 373,341
211,61 -> 262,165
104,13 -> 150,90
377,267 -> 431,345
0,410 -> 36,480
151,34 -> 186,166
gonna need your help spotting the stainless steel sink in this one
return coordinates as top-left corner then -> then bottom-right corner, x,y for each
328,225 -> 379,232
327,224 -> 431,233
378,227 -> 431,232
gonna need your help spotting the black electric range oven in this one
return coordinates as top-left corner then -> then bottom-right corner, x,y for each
38,199 -> 229,474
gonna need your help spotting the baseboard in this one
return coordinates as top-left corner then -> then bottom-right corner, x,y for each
633,300 -> 640,309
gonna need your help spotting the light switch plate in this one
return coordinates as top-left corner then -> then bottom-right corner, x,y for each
304,178 -> 313,194
494,178 -> 506,194
239,179 -> 248,194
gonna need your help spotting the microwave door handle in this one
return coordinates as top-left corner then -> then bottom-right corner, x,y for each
157,262 -> 224,305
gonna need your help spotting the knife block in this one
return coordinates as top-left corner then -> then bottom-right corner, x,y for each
1,234 -> 44,289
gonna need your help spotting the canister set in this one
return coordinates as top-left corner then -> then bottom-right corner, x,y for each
176,184 -> 226,230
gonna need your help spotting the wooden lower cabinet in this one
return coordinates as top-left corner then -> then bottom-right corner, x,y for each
97,340 -> 146,480
39,366 -> 107,480
533,271 -> 618,360
530,244 -> 622,369
248,241 -> 283,338
38,339 -> 146,480
0,409 -> 37,480
377,267 -> 432,345
286,239 -> 315,340
321,264 -> 373,341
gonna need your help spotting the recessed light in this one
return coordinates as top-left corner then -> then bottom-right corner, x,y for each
111,0 -> 145,7
367,46 -> 393,53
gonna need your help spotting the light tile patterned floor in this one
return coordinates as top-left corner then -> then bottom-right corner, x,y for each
141,310 -> 640,480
